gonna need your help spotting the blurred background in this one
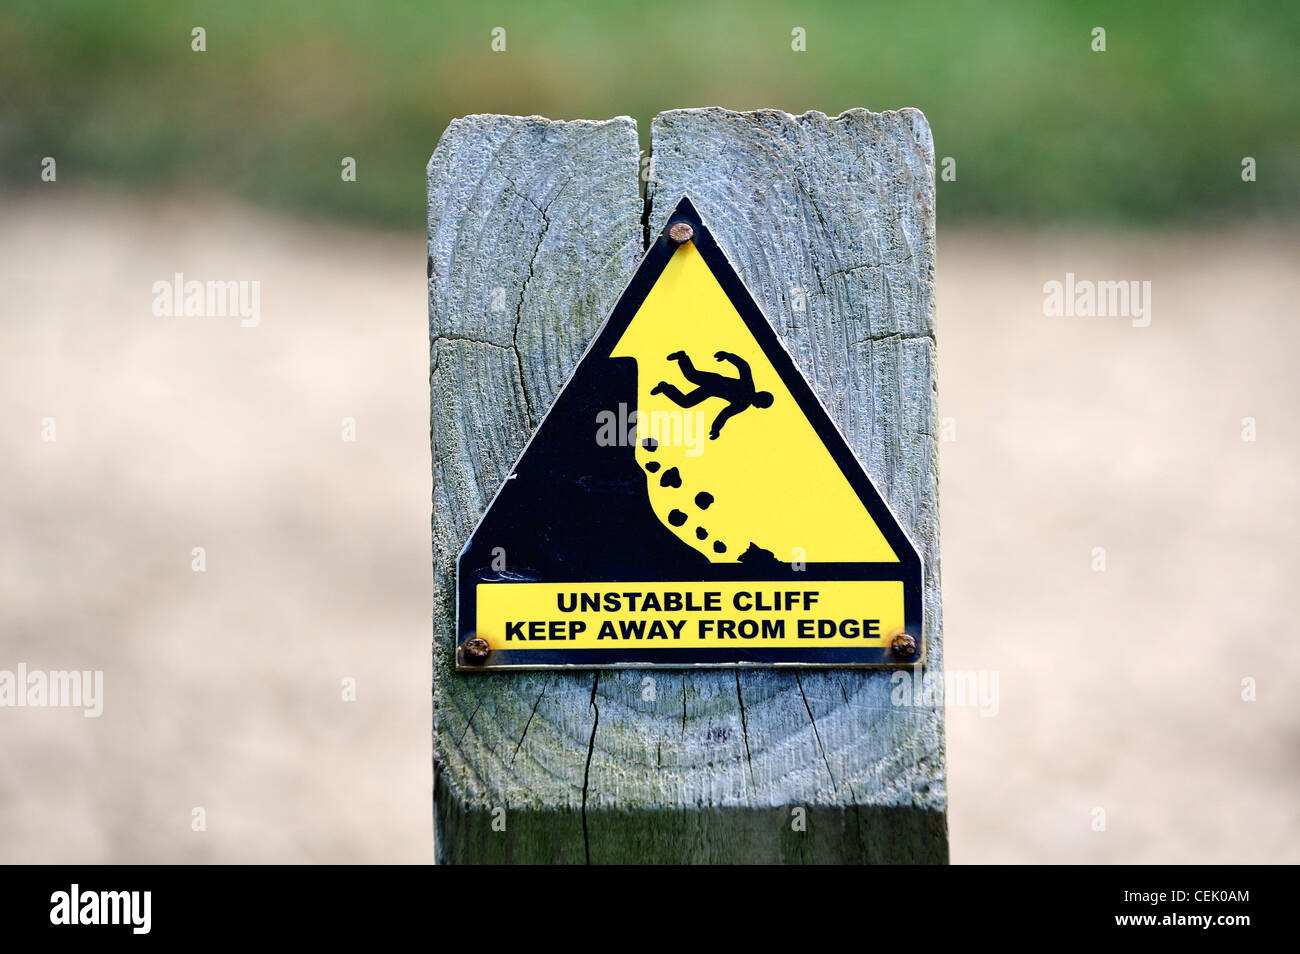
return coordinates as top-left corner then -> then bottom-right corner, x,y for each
1,1 -> 1297,862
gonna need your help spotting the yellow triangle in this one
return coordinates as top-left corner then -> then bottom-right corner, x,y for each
610,242 -> 899,564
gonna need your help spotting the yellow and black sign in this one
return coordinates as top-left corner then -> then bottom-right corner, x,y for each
456,198 -> 923,670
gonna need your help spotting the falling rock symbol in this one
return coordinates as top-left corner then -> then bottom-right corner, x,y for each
658,466 -> 682,488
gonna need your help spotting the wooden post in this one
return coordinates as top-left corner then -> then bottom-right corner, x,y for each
430,108 -> 945,864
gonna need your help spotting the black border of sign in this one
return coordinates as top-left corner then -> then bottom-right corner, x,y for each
454,196 -> 925,671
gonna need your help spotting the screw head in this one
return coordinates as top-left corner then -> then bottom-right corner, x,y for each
890,632 -> 918,659
463,636 -> 490,661
667,221 -> 694,244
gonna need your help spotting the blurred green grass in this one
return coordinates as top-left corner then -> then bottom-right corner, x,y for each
1,0 -> 1296,228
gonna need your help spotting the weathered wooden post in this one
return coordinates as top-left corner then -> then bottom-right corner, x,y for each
430,108 -> 944,863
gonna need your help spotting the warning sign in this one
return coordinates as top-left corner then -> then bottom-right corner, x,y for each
456,198 -> 923,670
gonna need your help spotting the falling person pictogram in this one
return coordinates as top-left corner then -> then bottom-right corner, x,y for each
651,350 -> 774,439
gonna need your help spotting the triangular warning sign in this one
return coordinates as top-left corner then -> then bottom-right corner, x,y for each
457,197 -> 923,670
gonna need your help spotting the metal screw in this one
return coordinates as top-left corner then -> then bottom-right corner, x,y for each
667,221 -> 694,244
890,632 -> 918,659
463,636 -> 490,662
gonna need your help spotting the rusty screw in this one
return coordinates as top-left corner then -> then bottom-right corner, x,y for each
890,632 -> 918,659
463,636 -> 490,662
667,221 -> 694,244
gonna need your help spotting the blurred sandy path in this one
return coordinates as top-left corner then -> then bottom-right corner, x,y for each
938,223 -> 1300,863
1,190 -> 432,862
0,190 -> 1296,862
